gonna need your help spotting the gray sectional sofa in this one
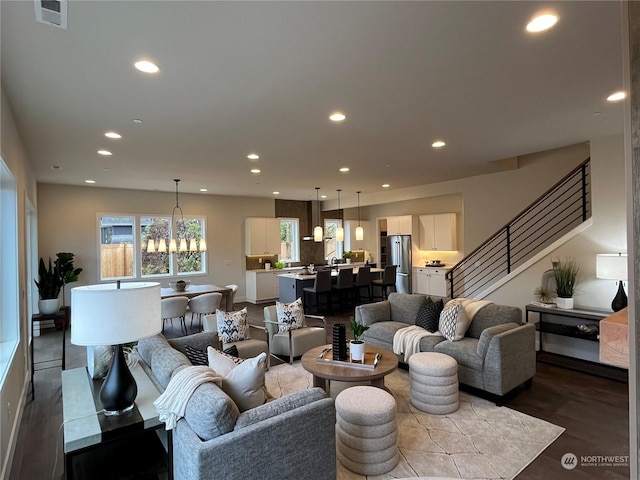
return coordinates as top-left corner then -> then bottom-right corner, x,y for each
355,293 -> 536,401
136,331 -> 336,480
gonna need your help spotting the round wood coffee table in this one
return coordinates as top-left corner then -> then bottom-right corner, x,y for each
301,344 -> 398,395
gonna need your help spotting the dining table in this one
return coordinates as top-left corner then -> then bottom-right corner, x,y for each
160,284 -> 233,311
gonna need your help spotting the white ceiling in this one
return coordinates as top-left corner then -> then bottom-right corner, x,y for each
0,1 -> 624,203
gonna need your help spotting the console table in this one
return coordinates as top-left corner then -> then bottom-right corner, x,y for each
525,303 -> 626,381
30,306 -> 70,400
62,364 -> 172,479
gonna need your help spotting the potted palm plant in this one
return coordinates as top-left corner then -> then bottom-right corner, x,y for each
552,257 -> 579,309
349,316 -> 369,362
35,257 -> 63,315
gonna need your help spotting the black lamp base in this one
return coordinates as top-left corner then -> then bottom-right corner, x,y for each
611,281 -> 628,312
100,344 -> 137,416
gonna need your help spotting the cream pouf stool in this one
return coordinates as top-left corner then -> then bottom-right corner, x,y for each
409,352 -> 459,414
335,386 -> 399,475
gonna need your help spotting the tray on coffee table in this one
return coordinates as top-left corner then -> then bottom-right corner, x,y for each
316,347 -> 381,369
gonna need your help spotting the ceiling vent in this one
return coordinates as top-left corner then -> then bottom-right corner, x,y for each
34,0 -> 67,30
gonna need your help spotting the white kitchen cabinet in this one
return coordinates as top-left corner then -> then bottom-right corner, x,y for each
344,220 -> 370,252
418,213 -> 456,251
245,217 -> 281,255
386,215 -> 413,235
245,268 -> 300,304
413,267 -> 448,297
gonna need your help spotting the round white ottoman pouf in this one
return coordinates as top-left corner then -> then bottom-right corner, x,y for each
335,386 -> 399,475
409,352 -> 459,414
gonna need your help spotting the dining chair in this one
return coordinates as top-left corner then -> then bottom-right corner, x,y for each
332,267 -> 354,312
224,284 -> 238,311
188,292 -> 223,331
353,266 -> 372,304
302,269 -> 333,314
161,296 -> 189,335
202,314 -> 270,370
263,305 -> 326,365
372,265 -> 397,300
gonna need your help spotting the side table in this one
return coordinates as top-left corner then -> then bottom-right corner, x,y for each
31,306 -> 70,400
62,363 -> 172,479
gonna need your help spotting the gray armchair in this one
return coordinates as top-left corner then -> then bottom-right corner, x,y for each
263,305 -> 327,364
203,314 -> 270,369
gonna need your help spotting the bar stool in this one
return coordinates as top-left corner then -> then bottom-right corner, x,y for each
353,266 -> 372,304
332,268 -> 354,312
303,270 -> 333,314
372,265 -> 397,300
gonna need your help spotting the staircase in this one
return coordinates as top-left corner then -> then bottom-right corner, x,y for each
447,158 -> 592,299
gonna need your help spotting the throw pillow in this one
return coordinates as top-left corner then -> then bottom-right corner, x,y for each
439,300 -> 471,341
276,297 -> 305,333
207,346 -> 244,376
223,344 -> 239,357
207,347 -> 267,412
184,344 -> 209,366
415,298 -> 442,332
216,307 -> 250,344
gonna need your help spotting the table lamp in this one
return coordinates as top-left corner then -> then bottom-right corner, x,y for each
71,281 -> 161,416
596,253 -> 628,312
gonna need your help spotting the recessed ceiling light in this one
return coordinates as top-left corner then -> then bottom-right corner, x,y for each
250,168 -> 261,174
339,167 -> 350,172
97,150 -> 112,156
321,195 -> 327,199
134,60 -> 159,73
85,179 -> 96,184
105,131 -> 122,139
526,13 -> 558,33
432,140 -> 446,148
133,119 -> 143,124
247,153 -> 260,160
382,184 -> 390,188
329,112 -> 346,122
200,188 -> 208,192
607,91 -> 626,102
273,191 -> 280,195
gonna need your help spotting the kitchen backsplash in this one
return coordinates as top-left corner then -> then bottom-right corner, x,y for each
246,254 -> 279,270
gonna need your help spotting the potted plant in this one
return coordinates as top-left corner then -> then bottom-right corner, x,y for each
552,257 -> 579,309
57,252 -> 83,306
35,257 -> 63,315
349,316 -> 369,362
343,250 -> 353,264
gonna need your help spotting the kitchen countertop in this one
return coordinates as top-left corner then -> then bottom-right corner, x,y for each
279,266 -> 384,280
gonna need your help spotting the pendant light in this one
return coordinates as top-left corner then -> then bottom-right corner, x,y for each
314,187 -> 323,242
167,179 -> 207,253
356,191 -> 364,241
336,189 -> 344,242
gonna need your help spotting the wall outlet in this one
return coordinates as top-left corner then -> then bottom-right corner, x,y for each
259,258 -> 262,264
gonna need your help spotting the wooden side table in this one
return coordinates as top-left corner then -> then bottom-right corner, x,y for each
30,306 -> 70,400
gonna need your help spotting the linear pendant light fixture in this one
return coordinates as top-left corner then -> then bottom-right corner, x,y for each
314,187 -> 323,242
336,189 -> 344,242
355,191 -> 364,241
146,179 -> 207,253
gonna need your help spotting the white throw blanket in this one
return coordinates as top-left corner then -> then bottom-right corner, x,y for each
393,325 -> 441,362
456,298 -> 493,320
154,365 -> 221,430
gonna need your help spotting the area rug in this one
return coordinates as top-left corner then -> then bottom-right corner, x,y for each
265,363 -> 565,480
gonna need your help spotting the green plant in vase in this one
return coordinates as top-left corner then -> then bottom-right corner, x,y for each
552,257 -> 579,309
349,316 -> 369,362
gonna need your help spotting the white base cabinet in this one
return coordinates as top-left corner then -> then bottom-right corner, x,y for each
246,268 -> 300,304
412,267 -> 448,297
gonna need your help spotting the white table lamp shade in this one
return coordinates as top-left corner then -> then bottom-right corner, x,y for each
71,282 -> 161,346
596,253 -> 628,281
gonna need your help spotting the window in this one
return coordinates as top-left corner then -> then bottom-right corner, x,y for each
99,214 -> 206,280
0,157 -> 19,387
279,218 -> 299,263
324,219 -> 343,260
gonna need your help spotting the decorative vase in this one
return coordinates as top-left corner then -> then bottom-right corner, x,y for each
556,297 -> 574,310
332,324 -> 348,361
346,258 -> 351,264
350,340 -> 366,363
38,298 -> 60,315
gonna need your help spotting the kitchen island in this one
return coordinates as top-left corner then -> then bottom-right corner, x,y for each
278,266 -> 383,304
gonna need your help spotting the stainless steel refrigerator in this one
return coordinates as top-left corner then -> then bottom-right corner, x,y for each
386,235 -> 412,293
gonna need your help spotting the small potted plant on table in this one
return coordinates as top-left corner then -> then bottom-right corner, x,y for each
349,316 -> 369,362
553,257 -> 579,309
343,251 -> 354,264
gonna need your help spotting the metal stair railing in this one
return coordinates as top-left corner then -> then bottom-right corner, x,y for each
447,158 -> 591,299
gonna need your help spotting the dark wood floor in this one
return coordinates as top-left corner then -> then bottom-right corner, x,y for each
9,302 -> 630,479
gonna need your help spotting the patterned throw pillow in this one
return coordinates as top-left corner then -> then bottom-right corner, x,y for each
184,344 -> 210,366
216,307 -> 250,344
223,344 -> 239,357
438,300 -> 471,341
276,297 -> 305,333
415,298 -> 443,333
